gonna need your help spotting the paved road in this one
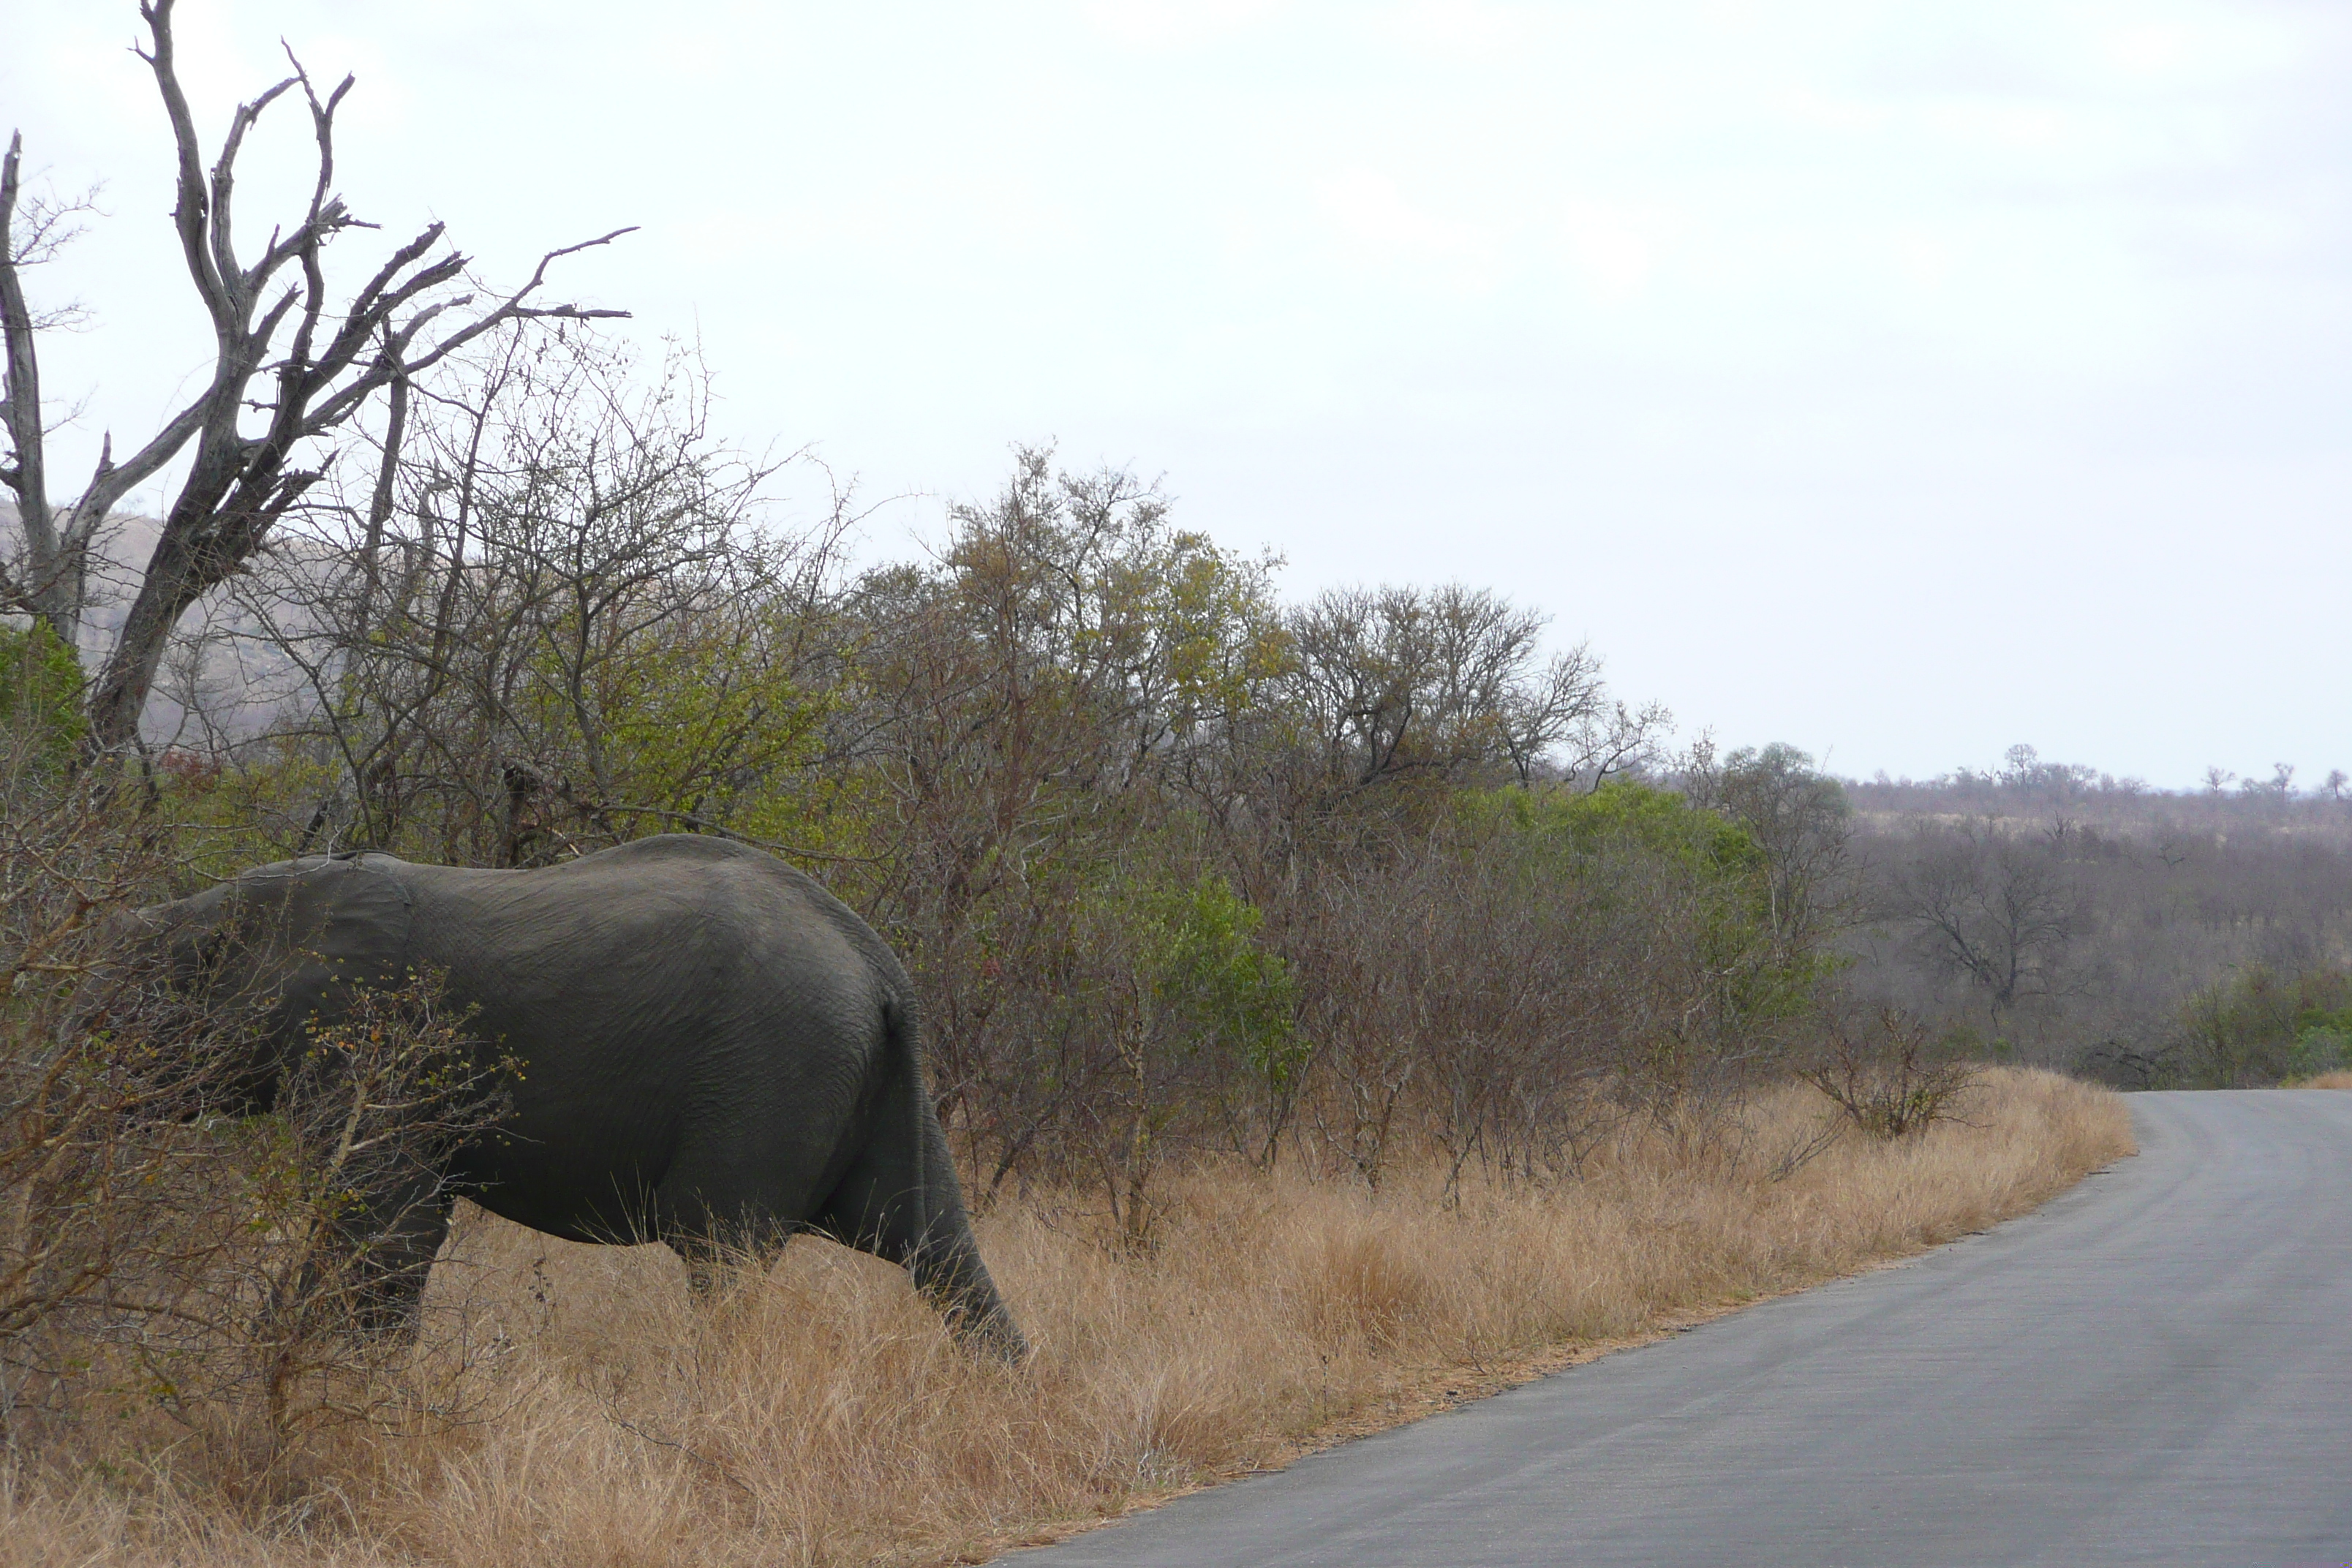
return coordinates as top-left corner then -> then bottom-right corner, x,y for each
1010,1092 -> 2352,1567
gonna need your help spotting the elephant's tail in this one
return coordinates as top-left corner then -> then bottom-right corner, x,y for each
884,989 -> 1029,1365
889,987 -> 934,1287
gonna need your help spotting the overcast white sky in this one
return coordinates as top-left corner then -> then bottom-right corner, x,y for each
5,1 -> 2348,787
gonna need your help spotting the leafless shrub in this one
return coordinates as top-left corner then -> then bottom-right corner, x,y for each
246,325 -> 857,867
1801,1008 -> 1978,1141
0,755 -> 227,1432
1,753 -> 517,1463
1289,834 -> 1632,1193
146,970 -> 516,1446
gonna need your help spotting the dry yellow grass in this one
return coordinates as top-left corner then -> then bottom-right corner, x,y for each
1,1067 -> 2129,1567
2294,1070 -> 2352,1090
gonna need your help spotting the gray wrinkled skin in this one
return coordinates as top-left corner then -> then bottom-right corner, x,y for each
140,834 -> 1025,1361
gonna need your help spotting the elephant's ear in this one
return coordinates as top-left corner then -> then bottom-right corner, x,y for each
233,857 -> 415,1041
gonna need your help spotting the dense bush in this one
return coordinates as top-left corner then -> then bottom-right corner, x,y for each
2164,965 -> 2352,1088
0,326 -> 1885,1408
7,328 -> 1848,1237
0,760 -> 517,1455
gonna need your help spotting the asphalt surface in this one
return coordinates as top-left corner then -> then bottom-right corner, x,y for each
1009,1091 -> 2352,1567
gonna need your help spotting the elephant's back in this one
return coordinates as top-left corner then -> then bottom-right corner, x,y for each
387,837 -> 882,1019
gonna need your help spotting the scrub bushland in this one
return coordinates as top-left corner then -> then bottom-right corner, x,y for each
1839,756 -> 2352,1086
0,1068 -> 2127,1568
6,332 -> 2134,1563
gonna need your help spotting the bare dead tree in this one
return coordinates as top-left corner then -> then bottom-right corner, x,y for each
0,0 -> 633,758
0,143 -> 101,633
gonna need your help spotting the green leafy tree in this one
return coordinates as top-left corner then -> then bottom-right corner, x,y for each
0,619 -> 86,772
1141,873 -> 1303,1157
1473,780 -> 1832,1074
2174,965 -> 2352,1086
1102,871 -> 1297,1242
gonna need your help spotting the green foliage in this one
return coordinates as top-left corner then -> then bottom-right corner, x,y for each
2174,965 -> 2352,1087
2288,1022 -> 2351,1079
1478,777 -> 1765,883
1131,872 -> 1301,1091
2285,996 -> 2352,1079
526,596 -> 851,851
1474,780 -> 1828,1031
1054,869 -> 1302,1238
0,620 -> 86,771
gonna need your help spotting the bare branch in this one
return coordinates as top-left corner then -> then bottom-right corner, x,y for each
72,3 -> 633,757
138,0 -> 236,333
206,76 -> 300,302
2,130 -> 61,636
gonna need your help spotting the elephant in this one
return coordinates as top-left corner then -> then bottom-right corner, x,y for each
133,833 -> 1025,1361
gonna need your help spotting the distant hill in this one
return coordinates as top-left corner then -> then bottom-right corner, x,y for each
2,503 -> 317,747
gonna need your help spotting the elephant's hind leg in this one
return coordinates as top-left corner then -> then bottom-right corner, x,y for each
651,1150 -> 811,1299
809,1068 -> 1026,1362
